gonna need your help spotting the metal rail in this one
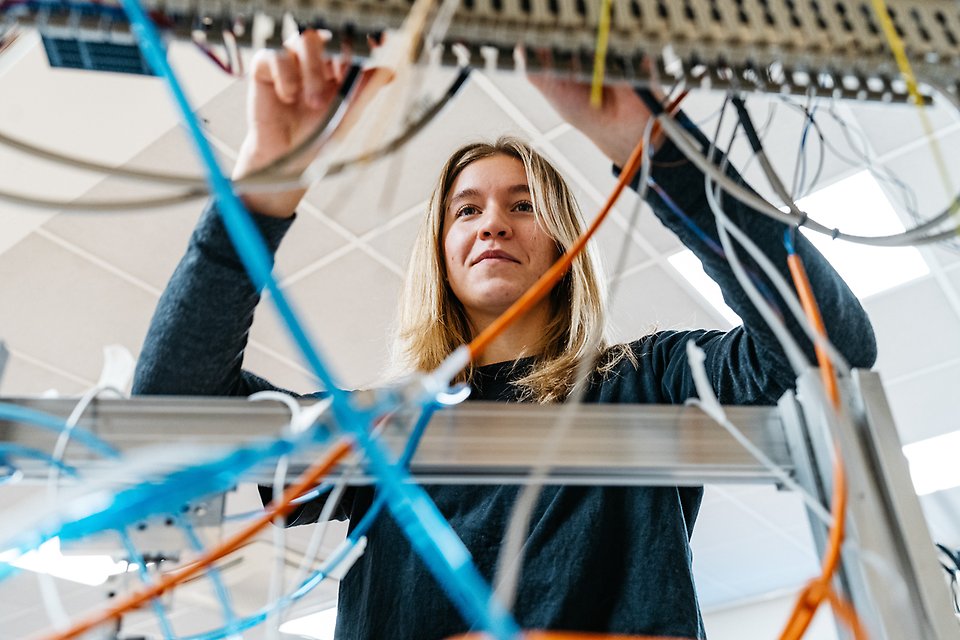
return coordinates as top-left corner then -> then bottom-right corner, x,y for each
0,396 -> 790,485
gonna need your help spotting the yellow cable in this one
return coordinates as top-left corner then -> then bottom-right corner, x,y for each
590,0 -> 613,108
871,0 -> 957,219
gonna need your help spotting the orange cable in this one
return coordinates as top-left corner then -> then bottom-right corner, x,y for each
779,253 -> 867,640
468,92 -> 688,361
41,438 -> 354,640
787,255 -> 840,407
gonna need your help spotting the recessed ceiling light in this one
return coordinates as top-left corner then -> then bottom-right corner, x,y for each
279,606 -> 338,640
0,537 -> 129,586
667,250 -> 742,327
795,171 -> 930,299
903,430 -> 960,496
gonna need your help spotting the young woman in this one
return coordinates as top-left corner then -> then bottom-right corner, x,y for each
133,30 -> 877,640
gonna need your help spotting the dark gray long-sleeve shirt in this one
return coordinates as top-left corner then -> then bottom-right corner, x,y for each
133,130 -> 877,639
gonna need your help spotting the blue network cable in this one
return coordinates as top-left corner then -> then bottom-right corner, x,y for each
120,531 -> 177,640
184,404 -> 437,640
0,444 -> 78,478
177,517 -> 240,637
0,403 -> 119,459
118,3 -> 517,636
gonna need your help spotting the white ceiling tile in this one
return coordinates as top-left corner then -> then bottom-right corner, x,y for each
693,572 -> 742,611
248,249 -> 402,390
590,213 -> 651,274
41,199 -> 200,295
849,98 -> 960,158
482,69 -> 566,133
365,212 -> 423,272
548,128 -> 621,204
196,79 -> 249,155
242,343 -> 321,396
875,127 -> 960,236
275,211 -> 353,279
0,40 -> 233,173
864,277 -> 960,381
549,128 -> 682,256
948,263 -> 960,297
0,352 -> 90,397
925,246 -> 960,270
884,361 -> 960,444
0,234 -> 159,387
607,264 -> 727,344
918,487 -> 960,548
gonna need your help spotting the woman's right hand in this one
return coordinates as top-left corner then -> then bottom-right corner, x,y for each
233,30 -> 387,218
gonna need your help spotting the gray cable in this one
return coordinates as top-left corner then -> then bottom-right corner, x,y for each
0,66 -> 471,212
658,114 -> 960,247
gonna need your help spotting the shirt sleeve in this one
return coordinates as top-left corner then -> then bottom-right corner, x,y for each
132,201 -> 296,397
633,113 -> 878,405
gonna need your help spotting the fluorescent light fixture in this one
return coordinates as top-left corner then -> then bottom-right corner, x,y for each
667,250 -> 742,326
903,430 -> 960,495
795,171 -> 929,299
0,537 -> 129,586
279,606 -> 338,639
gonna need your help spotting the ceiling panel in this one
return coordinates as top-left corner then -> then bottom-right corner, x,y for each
849,98 -> 960,158
249,248 -> 402,390
0,350 -> 91,396
864,276 -> 960,382
0,232 -> 159,385
607,263 -> 730,344
884,359 -> 960,444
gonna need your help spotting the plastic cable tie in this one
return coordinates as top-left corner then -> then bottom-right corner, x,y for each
480,45 -> 498,73
281,12 -> 299,44
292,397 -> 333,434
512,45 -> 526,75
421,345 -> 470,400
327,536 -> 367,580
252,12 -> 275,51
452,42 -> 471,68
97,344 -> 136,393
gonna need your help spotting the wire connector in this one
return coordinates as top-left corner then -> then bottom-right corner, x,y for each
419,345 -> 471,404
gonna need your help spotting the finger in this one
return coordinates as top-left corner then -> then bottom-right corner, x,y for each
260,48 -> 301,104
296,29 -> 331,109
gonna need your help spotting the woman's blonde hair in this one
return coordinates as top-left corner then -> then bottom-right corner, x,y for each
393,137 -> 626,403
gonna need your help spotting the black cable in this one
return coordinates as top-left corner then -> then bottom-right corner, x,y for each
731,94 -> 764,154
326,66 -> 471,177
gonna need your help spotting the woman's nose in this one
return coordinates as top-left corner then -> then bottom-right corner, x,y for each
478,208 -> 512,239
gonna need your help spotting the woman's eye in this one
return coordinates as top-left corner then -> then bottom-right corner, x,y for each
515,201 -> 534,213
455,205 -> 479,217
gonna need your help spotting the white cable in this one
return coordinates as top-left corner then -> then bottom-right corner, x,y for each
494,118 -> 656,612
267,453 -> 289,640
711,208 -> 852,376
40,383 -> 124,630
705,162 -> 810,374
658,113 -> 960,247
246,391 -> 308,640
684,341 -> 833,526
287,456 -> 357,599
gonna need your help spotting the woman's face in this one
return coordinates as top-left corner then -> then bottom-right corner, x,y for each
442,154 -> 560,324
